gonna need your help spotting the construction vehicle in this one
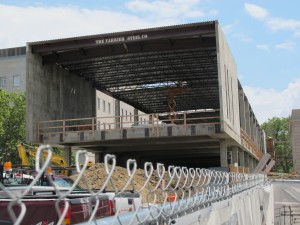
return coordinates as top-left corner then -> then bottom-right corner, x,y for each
17,144 -> 69,176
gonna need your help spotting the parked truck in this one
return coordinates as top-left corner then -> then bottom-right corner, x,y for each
0,160 -> 112,225
0,186 -> 111,225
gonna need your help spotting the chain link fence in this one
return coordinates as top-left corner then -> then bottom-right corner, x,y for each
0,145 -> 271,225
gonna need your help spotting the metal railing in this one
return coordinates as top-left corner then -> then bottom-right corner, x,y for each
38,110 -> 221,140
0,145 -> 270,225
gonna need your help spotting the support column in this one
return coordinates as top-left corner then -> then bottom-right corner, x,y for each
134,108 -> 139,125
94,151 -> 103,163
239,150 -> 245,167
232,147 -> 239,165
249,156 -> 254,172
64,146 -> 72,166
244,153 -> 249,172
220,140 -> 228,167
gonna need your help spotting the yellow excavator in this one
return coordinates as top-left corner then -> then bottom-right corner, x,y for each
17,144 -> 69,176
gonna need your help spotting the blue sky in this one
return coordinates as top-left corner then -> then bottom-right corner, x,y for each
0,0 -> 299,124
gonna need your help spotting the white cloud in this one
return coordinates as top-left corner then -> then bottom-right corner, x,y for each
0,2 -> 220,48
244,3 -> 300,36
266,18 -> 300,32
244,3 -> 268,20
126,0 -> 217,20
0,4 -> 176,48
244,79 -> 300,124
275,41 -> 295,51
256,44 -> 269,50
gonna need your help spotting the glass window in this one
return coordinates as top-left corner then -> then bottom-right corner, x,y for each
103,100 -> 105,112
130,112 -> 132,121
125,110 -> 128,120
13,75 -> 20,87
0,77 -> 6,87
108,103 -> 111,114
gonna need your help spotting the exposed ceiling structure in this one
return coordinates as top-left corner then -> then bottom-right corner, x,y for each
30,21 -> 220,117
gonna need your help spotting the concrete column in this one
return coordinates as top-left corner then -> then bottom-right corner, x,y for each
249,156 -> 254,172
232,147 -> 239,165
64,146 -> 72,166
244,153 -> 249,168
239,150 -> 245,167
94,151 -> 103,163
220,140 -> 228,167
134,108 -> 139,125
115,99 -> 120,128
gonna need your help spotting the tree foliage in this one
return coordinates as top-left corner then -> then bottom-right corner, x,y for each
0,89 -> 66,165
261,117 -> 293,173
0,89 -> 26,163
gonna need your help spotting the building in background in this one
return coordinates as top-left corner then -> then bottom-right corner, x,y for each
0,46 -> 143,164
290,109 -> 300,173
0,46 -> 141,128
0,46 -> 26,92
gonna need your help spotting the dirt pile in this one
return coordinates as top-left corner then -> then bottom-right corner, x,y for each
70,163 -> 165,202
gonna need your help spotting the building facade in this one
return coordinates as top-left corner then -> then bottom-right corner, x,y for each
0,47 -> 26,92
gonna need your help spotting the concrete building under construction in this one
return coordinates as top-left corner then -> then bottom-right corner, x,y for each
21,21 -> 266,170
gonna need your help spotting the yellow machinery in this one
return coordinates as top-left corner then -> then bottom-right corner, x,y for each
17,144 -> 69,176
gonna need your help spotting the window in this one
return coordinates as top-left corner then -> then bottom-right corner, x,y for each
103,100 -> 105,112
13,75 -> 20,87
125,110 -> 128,120
121,108 -> 124,116
130,112 -> 132,121
0,77 -> 6,87
97,98 -> 100,110
108,103 -> 111,114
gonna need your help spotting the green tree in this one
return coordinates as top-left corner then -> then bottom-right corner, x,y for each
261,117 -> 293,173
0,89 -> 26,163
0,89 -> 68,167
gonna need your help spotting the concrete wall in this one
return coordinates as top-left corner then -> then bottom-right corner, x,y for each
290,109 -> 300,173
120,101 -> 135,128
0,55 -> 26,92
215,22 -> 241,144
26,45 -> 96,143
96,91 -> 116,129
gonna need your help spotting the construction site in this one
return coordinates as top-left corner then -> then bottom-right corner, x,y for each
0,21 -> 299,225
